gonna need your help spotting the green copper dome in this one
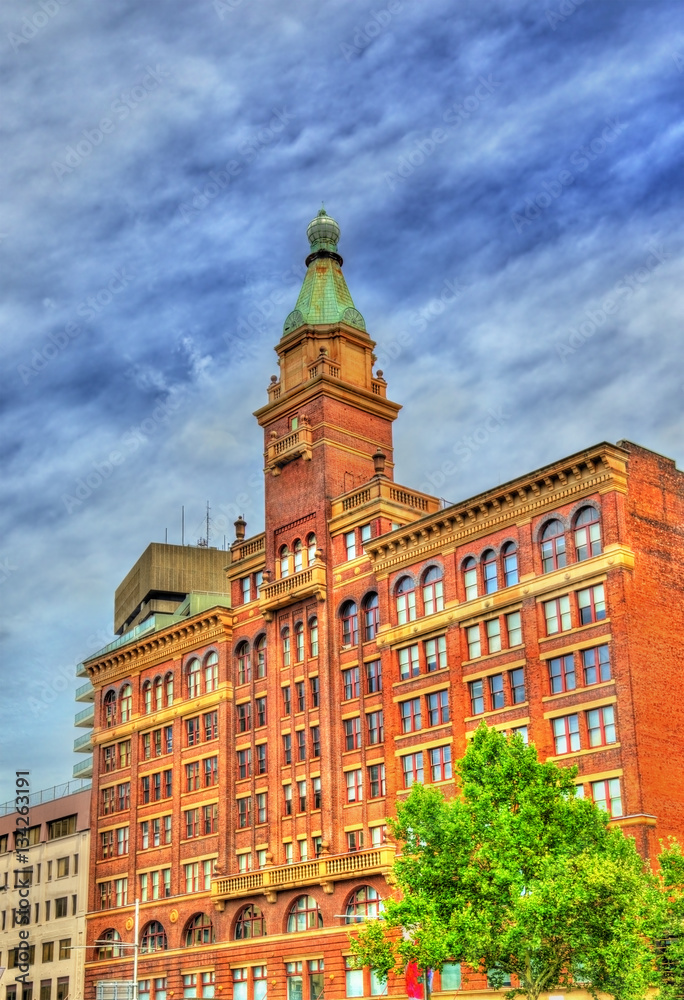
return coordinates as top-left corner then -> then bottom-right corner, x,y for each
283,209 -> 367,335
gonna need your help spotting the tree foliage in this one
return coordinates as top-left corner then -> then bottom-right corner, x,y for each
350,725 -> 666,1000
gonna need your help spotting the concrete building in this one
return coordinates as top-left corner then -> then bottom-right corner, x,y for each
81,210 -> 684,1000
0,783 -> 91,1000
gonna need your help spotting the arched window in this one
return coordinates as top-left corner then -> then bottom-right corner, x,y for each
293,539 -> 303,573
205,651 -> 219,692
307,533 -> 317,565
502,542 -> 519,587
463,557 -> 478,600
184,913 -> 215,947
97,928 -> 122,960
344,886 -> 381,923
287,895 -> 323,933
482,550 -> 498,594
309,617 -> 319,657
165,672 -> 174,706
235,904 -> 266,939
103,690 -> 117,728
140,920 -> 166,953
236,642 -> 250,685
294,622 -> 304,662
120,684 -> 132,723
153,676 -> 163,711
540,520 -> 567,572
422,567 -> 444,615
280,545 -> 290,579
395,577 -> 416,625
187,659 -> 201,698
340,601 -> 359,646
282,628 -> 291,667
362,593 -> 379,641
255,635 -> 267,679
574,507 -> 602,561
142,681 -> 152,715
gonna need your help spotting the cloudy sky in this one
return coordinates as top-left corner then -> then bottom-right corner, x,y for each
1,0 -> 682,798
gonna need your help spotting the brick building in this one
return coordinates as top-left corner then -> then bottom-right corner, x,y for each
81,210 -> 684,1000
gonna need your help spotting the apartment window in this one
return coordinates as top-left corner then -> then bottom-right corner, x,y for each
344,717 -> 361,750
367,711 -> 384,744
187,659 -> 201,698
346,768 -> 363,802
425,635 -> 447,672
256,743 -> 268,774
398,644 -> 420,680
506,610 -> 523,646
40,985 -> 51,1000
422,566 -> 444,615
366,659 -> 382,692
295,680 -> 306,712
370,825 -> 387,849
346,958 -> 364,997
280,545 -> 290,578
360,522 -> 373,545
205,755 -> 218,786
307,532 -> 317,564
310,675 -> 320,707
140,921 -> 166,953
312,776 -> 322,810
284,784 -> 292,816
552,714 -> 580,754
395,576 -> 416,624
202,803 -> 217,834
283,685 -> 292,715
255,635 -> 267,678
341,602 -> 359,645
165,672 -> 174,705
586,705 -> 616,746
42,942 -> 54,962
297,729 -> 306,761
205,651 -> 218,692
577,584 -> 606,625
56,857 -> 69,878
311,726 -> 320,758
489,673 -> 505,710
540,519 -> 567,572
363,593 -> 380,640
204,710 -> 218,740
184,862 -> 201,893
237,749 -> 251,779
116,827 -> 129,856
312,836 -> 322,858
101,830 -> 115,858
344,531 -> 357,560
347,830 -> 364,853
103,745 -> 116,772
237,642 -> 251,685
426,690 -> 449,726
575,507 -> 602,561
237,852 -> 252,873
283,733 -> 292,764
257,849 -> 268,868
369,763 -> 386,798
294,538 -> 303,572
237,702 -> 251,733
186,761 -> 201,791
309,617 -> 319,657
591,778 -> 623,817
241,576 -> 251,603
466,625 -> 481,659
482,550 -> 498,594
402,752 -> 424,788
257,792 -> 267,824
463,556 -> 478,599
429,745 -> 452,782
186,717 -> 200,746
400,698 -> 422,733
238,797 -> 251,829
185,808 -> 201,838
509,667 -> 526,704
582,644 -> 611,684
295,623 -> 305,663
297,779 -> 307,812
343,667 -> 360,700
284,841 -> 294,864
511,724 -> 528,743
282,627 -> 291,666
502,542 -> 519,586
486,618 -> 501,653
548,654 -> 576,694
48,816 -> 76,840
469,679 -> 485,715
544,595 -> 572,635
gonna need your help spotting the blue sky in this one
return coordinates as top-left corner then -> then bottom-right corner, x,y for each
1,0 -> 682,797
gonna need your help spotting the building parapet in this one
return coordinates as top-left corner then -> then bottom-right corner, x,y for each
259,561 -> 326,620
265,418 -> 313,475
0,778 -> 92,816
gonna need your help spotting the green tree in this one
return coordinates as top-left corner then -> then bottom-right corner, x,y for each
350,725 -> 659,1000
653,840 -> 684,1000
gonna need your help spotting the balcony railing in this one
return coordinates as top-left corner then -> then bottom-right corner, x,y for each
265,419 -> 313,475
74,732 -> 93,752
258,563 -> 327,620
74,705 -> 95,727
211,846 -> 395,906
72,757 -> 93,779
75,680 -> 94,702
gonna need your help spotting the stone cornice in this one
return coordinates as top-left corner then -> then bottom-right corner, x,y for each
368,443 -> 629,577
254,370 -> 401,425
85,608 -> 233,687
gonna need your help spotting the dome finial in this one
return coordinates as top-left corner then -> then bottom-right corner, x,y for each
306,207 -> 340,255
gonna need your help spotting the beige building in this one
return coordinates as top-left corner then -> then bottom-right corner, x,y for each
0,783 -> 91,1000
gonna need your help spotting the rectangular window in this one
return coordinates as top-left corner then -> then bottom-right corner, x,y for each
204,710 -> 218,740
366,659 -> 383,692
469,679 -> 485,715
367,711 -> 384,744
591,778 -> 623,817
402,752 -> 424,788
426,689 -> 449,726
284,783 -> 292,816
361,523 -> 372,544
203,803 -> 218,834
241,576 -> 251,603
586,705 -> 616,746
204,755 -> 218,786
425,635 -> 447,672
311,726 -> 320,758
153,772 -> 162,801
310,675 -> 320,707
184,862 -> 199,893
185,808 -> 201,839
256,743 -> 268,774
297,779 -> 307,812
347,830 -> 364,853
369,763 -> 386,798
345,531 -> 357,560
55,897 -> 68,918
282,733 -> 292,764
370,825 -> 387,848
400,698 -> 422,733
47,816 -> 76,840
256,696 -> 267,727
429,745 -> 452,782
344,717 -> 362,750
40,985 -> 51,1000
489,673 -> 505,710
346,769 -> 363,802
577,584 -> 606,625
345,958 -> 364,998
238,797 -> 251,829
506,610 -> 522,646
509,667 -> 526,704
257,792 -> 267,824
42,942 -> 54,962
282,685 -> 291,715
237,702 -> 251,732
238,852 -> 252,873
544,595 -> 572,635
343,667 -> 360,700
185,761 -> 200,791
312,776 -> 322,810
548,654 -> 576,694
186,717 -> 200,746
486,618 -> 502,653
296,680 -> 306,712
552,714 -> 580,754
116,827 -> 129,856
120,738 -> 132,765
440,962 -> 461,989
466,625 -> 481,659
114,878 -> 127,907
511,724 -> 529,744
101,830 -> 114,859
237,749 -> 251,779
233,972 -> 247,1000
398,644 -> 420,680
297,729 -> 306,761
582,644 -> 611,685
